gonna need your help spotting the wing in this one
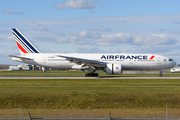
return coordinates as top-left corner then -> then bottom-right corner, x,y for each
56,55 -> 106,67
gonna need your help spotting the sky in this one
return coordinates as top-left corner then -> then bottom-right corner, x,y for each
1,0 -> 180,65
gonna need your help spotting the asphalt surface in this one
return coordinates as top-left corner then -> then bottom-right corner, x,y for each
1,76 -> 180,79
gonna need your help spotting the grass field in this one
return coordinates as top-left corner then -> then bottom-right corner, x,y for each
1,70 -> 180,118
0,78 -> 180,110
1,70 -> 180,77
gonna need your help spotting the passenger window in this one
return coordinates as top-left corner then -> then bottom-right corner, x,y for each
164,59 -> 166,62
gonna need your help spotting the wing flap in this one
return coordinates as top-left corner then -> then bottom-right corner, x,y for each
57,55 -> 105,66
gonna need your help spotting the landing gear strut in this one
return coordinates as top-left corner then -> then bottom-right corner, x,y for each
85,73 -> 99,77
159,70 -> 163,77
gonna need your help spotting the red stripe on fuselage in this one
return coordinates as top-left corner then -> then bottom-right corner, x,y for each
149,55 -> 155,60
16,41 -> 28,53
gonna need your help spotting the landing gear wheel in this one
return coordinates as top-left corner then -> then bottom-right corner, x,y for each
85,73 -> 89,77
85,73 -> 99,77
94,73 -> 99,77
159,71 -> 163,77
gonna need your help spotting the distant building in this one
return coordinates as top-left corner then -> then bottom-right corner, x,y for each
9,64 -> 32,70
0,64 -> 10,70
9,64 -> 50,71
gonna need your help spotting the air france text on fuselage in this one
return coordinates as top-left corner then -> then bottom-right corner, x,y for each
101,55 -> 148,60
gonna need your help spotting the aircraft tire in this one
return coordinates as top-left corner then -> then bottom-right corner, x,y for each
159,73 -> 163,77
94,73 -> 99,77
85,73 -> 89,77
85,73 -> 98,77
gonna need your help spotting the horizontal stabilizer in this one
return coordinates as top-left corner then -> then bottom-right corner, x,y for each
8,55 -> 33,60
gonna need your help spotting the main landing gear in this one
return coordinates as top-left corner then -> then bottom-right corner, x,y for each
85,73 -> 99,77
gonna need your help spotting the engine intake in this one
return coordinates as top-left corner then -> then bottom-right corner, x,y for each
105,64 -> 122,74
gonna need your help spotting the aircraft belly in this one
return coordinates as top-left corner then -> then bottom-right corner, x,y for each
121,61 -> 142,70
59,61 -> 73,69
122,61 -> 161,70
45,61 -> 74,69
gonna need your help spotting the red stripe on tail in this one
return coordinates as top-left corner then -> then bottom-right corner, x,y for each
16,41 -> 28,53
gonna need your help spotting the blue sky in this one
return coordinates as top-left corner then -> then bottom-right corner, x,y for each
1,0 -> 180,64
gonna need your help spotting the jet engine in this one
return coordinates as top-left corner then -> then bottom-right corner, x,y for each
104,64 -> 122,74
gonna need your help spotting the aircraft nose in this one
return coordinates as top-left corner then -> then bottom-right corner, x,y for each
173,61 -> 177,67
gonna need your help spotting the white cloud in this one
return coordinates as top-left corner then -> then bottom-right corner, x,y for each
59,31 -> 133,46
96,33 -> 133,46
134,34 -> 176,45
119,49 -> 128,52
76,46 -> 102,53
89,27 -> 113,32
35,30 -> 176,48
79,31 -> 87,37
54,38 -> 67,43
79,31 -> 100,38
134,44 -> 179,55
0,36 -> 14,42
63,31 -> 178,49
55,0 -> 96,9
35,25 -> 50,31
34,35 -> 68,43
69,35 -> 90,44
3,10 -> 24,15
102,27 -> 113,32
67,31 -> 101,45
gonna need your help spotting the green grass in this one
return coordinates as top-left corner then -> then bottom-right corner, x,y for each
1,70 -> 180,77
1,92 -> 180,109
0,79 -> 180,86
0,70 -> 87,77
0,79 -> 180,110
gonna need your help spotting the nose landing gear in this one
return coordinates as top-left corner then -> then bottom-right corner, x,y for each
159,70 -> 163,77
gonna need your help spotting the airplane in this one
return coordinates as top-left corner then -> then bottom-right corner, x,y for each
8,28 -> 176,77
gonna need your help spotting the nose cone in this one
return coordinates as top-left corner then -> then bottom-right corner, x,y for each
172,61 -> 177,67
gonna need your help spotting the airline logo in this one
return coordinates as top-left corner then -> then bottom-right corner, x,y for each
12,28 -> 41,54
101,55 -> 155,60
149,55 -> 155,60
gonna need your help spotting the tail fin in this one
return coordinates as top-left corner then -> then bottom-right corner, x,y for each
12,28 -> 41,54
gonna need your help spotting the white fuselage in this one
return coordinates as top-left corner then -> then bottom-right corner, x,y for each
13,53 -> 176,70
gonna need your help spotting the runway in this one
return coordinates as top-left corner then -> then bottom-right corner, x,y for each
1,76 -> 180,79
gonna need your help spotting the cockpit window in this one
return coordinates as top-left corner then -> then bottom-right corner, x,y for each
169,58 -> 173,61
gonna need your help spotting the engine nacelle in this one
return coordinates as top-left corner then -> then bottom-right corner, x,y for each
104,64 -> 122,74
